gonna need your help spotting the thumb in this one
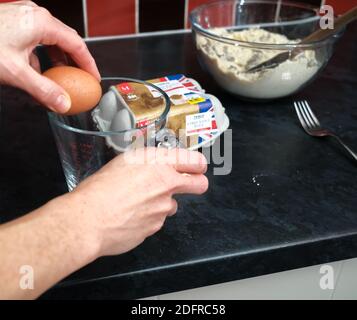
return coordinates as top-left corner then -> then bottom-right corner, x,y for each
18,65 -> 71,113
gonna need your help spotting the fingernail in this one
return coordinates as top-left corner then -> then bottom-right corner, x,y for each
55,94 -> 71,113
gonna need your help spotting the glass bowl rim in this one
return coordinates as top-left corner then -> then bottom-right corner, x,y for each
48,77 -> 171,137
190,0 -> 341,49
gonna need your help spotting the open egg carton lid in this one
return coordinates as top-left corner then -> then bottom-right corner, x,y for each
92,75 -> 230,152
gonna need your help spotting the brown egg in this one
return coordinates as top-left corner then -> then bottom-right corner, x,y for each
43,66 -> 102,115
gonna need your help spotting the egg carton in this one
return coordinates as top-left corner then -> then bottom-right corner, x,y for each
92,75 -> 230,152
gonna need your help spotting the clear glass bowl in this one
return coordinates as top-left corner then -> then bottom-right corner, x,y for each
48,77 -> 171,191
190,0 -> 342,101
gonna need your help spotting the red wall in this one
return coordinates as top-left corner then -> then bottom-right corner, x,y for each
0,0 -> 356,37
326,0 -> 357,14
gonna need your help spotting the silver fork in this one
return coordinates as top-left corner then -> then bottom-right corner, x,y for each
294,100 -> 357,161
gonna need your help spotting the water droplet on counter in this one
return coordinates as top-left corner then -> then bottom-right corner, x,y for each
252,176 -> 261,187
251,172 -> 278,188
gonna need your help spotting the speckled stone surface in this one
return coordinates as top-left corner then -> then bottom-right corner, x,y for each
1,23 -> 357,300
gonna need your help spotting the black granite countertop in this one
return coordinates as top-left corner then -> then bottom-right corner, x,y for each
1,22 -> 357,300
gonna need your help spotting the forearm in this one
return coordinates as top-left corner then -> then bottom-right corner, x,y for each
0,193 -> 99,299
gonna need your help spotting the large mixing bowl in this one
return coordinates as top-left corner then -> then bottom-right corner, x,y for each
190,0 -> 342,101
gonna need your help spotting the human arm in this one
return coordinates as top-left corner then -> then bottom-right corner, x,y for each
0,148 -> 208,299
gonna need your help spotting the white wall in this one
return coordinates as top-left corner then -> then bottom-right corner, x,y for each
141,257 -> 357,300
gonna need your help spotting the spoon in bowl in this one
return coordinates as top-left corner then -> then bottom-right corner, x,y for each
246,6 -> 357,73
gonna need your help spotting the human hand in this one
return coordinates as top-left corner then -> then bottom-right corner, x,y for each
66,148 -> 209,257
0,1 -> 100,113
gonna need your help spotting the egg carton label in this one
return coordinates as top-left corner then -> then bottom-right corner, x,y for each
146,75 -> 206,106
117,82 -> 135,94
186,108 -> 218,137
146,80 -> 192,105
